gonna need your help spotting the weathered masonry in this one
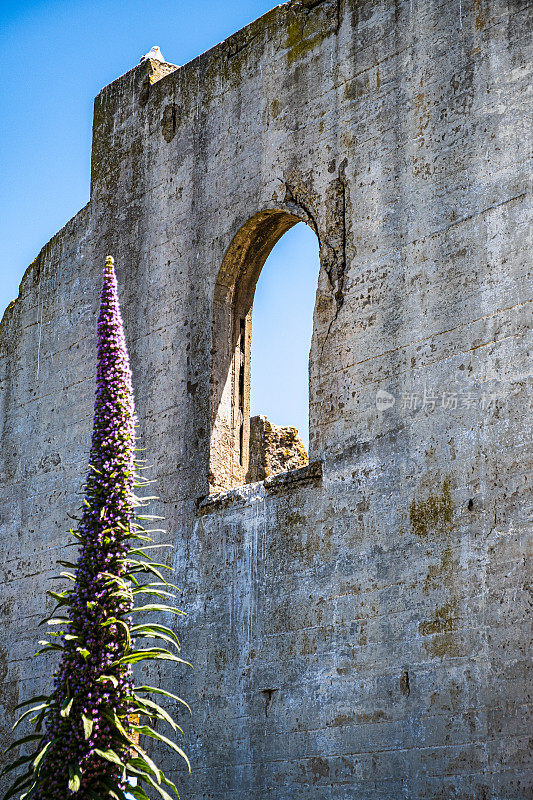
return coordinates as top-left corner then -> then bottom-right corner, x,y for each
0,0 -> 531,797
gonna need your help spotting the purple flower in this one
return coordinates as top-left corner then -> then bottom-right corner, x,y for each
6,258 -> 189,800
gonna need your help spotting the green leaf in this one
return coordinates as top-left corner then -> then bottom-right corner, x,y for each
94,747 -> 124,766
128,545 -> 172,557
33,739 -> 54,771
0,752 -> 35,777
125,562 -> 173,587
3,733 -> 43,754
135,697 -> 183,735
60,697 -> 74,718
99,777 -> 128,800
96,674 -> 119,688
82,713 -> 93,739
126,784 -> 151,800
13,702 -> 50,731
102,708 -> 130,743
127,750 -> 161,782
130,604 -> 185,618
35,642 -> 64,656
68,763 -> 82,792
76,647 -> 91,660
131,588 -> 176,600
15,695 -> 50,711
2,770 -> 34,800
160,770 -> 182,799
133,725 -> 190,772
116,649 -> 190,668
134,685 -> 191,713
131,622 -> 179,645
47,589 -> 69,601
135,772 -> 174,800
125,558 -> 172,573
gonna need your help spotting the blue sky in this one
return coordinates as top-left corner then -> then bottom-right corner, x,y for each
0,0 -> 320,447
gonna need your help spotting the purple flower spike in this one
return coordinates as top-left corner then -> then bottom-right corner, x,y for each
4,257 -> 190,800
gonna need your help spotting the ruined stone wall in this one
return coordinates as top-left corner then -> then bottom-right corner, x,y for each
0,1 -> 531,798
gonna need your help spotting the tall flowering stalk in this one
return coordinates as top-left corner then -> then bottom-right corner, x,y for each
3,256 -> 190,800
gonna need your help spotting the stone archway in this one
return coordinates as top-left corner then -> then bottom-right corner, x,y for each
209,210 -> 317,493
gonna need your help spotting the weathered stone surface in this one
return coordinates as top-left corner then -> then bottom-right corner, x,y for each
247,414 -> 308,482
1,0 -> 531,798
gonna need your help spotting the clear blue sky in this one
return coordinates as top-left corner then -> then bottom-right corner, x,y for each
0,0 -> 320,447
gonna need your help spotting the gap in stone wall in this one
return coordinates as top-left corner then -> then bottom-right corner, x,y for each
209,215 -> 320,493
247,222 -> 320,483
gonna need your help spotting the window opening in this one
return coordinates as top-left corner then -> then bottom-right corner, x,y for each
238,317 -> 246,465
210,211 -> 320,493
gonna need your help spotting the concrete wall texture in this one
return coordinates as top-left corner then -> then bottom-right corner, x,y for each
0,0 -> 531,797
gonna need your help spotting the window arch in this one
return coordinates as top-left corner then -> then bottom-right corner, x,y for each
209,210 -> 319,493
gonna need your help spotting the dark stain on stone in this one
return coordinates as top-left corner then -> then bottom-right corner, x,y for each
356,709 -> 390,724
138,79 -> 151,107
409,479 -> 453,537
260,687 -> 278,717
161,103 -> 180,142
38,452 -> 61,472
307,755 -> 330,781
399,669 -> 410,696
419,600 -> 457,637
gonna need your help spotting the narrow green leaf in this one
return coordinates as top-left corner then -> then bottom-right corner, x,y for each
134,685 -> 191,713
3,733 -> 43,754
82,713 -> 93,739
135,697 -> 183,734
13,702 -> 50,731
127,749 -> 161,783
133,725 -> 190,772
35,642 -> 64,656
60,697 -> 74,718
14,695 -> 50,712
94,747 -> 124,766
131,623 -> 180,646
131,588 -> 176,600
68,763 -> 82,793
130,604 -> 185,617
33,739 -> 54,771
160,771 -> 182,800
126,784 -> 151,800
0,753 -> 35,777
2,771 -> 34,800
116,650 -> 190,667
96,674 -> 119,688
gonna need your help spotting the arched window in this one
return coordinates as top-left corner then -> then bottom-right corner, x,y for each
209,211 -> 320,493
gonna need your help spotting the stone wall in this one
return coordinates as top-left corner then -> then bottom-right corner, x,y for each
0,1 -> 531,798
247,415 -> 308,483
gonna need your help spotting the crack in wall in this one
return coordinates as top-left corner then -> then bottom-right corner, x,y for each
282,181 -> 320,239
